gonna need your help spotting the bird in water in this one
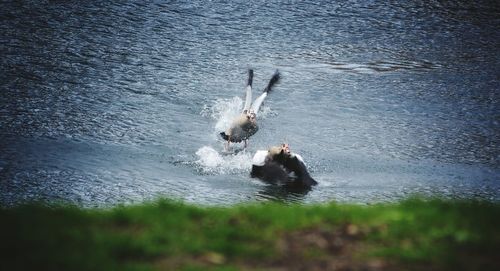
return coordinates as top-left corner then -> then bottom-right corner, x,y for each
220,69 -> 280,151
250,143 -> 317,189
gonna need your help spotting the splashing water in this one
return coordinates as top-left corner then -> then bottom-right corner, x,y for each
201,97 -> 243,132
201,96 -> 274,133
196,96 -> 273,175
195,146 -> 253,174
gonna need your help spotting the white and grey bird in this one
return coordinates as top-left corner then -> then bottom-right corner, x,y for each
250,143 -> 317,189
220,69 -> 280,150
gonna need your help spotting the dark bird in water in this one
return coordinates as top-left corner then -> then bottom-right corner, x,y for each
250,143 -> 318,189
220,69 -> 280,150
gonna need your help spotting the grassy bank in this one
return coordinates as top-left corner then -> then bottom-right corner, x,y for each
1,198 -> 499,271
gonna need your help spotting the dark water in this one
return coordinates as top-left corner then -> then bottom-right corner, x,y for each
1,1 -> 499,206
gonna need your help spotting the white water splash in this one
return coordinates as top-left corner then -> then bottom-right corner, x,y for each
201,97 -> 243,132
195,146 -> 253,174
195,95 -> 276,174
201,96 -> 274,133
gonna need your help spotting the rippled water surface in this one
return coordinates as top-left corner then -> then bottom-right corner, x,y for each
1,1 -> 499,206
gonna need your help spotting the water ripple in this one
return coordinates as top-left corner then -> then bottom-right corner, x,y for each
1,0 -> 498,206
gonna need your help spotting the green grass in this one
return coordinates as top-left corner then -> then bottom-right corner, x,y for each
0,198 -> 499,270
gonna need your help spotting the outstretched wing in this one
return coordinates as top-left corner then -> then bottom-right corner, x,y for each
243,69 -> 254,112
250,70 -> 280,114
284,154 -> 318,187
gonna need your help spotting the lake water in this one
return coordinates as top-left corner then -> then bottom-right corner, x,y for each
1,1 -> 499,206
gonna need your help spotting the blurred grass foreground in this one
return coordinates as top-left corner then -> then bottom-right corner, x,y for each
1,198 -> 499,271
